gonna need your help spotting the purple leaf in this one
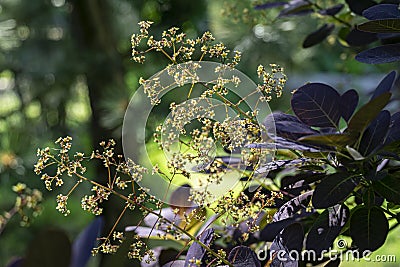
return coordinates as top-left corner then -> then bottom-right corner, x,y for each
6,258 -> 24,267
340,89 -> 359,121
319,4 -> 344,16
359,110 -> 391,156
260,208 -> 314,241
373,174 -> 400,204
303,24 -> 335,48
273,191 -> 313,221
324,259 -> 341,267
345,28 -> 378,46
350,206 -> 388,252
298,133 -> 354,148
228,246 -> 261,267
345,0 -> 376,16
270,223 -> 304,266
281,172 -> 326,188
248,139 -> 326,152
169,185 -> 196,209
254,2 -> 287,10
356,43 -> 400,64
184,229 -> 214,267
371,71 -> 397,100
144,208 -> 182,229
357,19 -> 400,33
278,0 -> 313,17
265,112 -> 319,140
70,217 -> 104,267
260,193 -> 314,242
125,226 -> 167,238
281,179 -> 311,196
306,205 -> 350,255
377,32 -> 400,39
384,112 -> 400,145
255,158 -> 313,174
312,172 -> 359,209
162,260 -> 186,267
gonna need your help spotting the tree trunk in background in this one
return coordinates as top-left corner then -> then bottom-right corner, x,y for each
68,1 -> 208,266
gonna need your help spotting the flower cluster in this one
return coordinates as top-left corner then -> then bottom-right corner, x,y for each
213,117 -> 260,151
127,235 -> 156,263
0,183 -> 43,234
35,136 -> 87,191
214,190 -> 282,230
81,186 -> 111,216
34,136 -> 160,259
131,21 -> 241,66
56,194 -> 70,216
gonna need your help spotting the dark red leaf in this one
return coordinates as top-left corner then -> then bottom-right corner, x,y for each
278,0 -> 313,17
373,175 -> 400,204
350,206 -> 388,252
357,19 -> 400,33
248,138 -> 325,152
254,2 -> 287,10
291,83 -> 342,128
324,259 -> 341,267
359,110 -> 391,156
273,191 -> 313,221
319,4 -> 344,16
340,89 -> 359,121
384,112 -> 400,145
312,172 -> 359,209
371,70 -> 397,100
303,24 -> 335,48
270,223 -> 304,266
355,43 -> 400,64
228,246 -> 261,267
185,229 -> 214,267
345,28 -> 378,46
306,205 -> 350,255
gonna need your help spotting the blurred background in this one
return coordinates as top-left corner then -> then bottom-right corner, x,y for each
0,0 -> 398,266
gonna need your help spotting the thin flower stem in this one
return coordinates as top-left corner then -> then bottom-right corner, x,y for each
304,0 -> 352,28
66,180 -> 82,198
187,83 -> 195,99
177,66 -> 257,122
160,48 -> 177,64
107,162 -> 111,187
214,91 -> 254,121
